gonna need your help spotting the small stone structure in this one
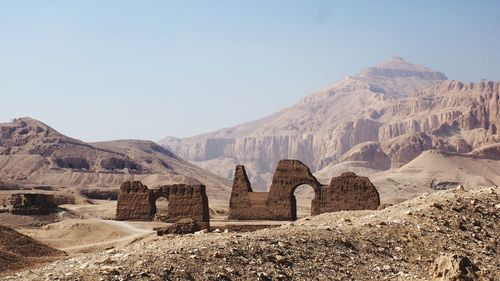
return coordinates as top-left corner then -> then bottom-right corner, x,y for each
228,160 -> 380,221
9,193 -> 57,215
116,181 -> 209,227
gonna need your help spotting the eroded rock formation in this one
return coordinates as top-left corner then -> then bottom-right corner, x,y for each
161,58 -> 500,190
228,160 -> 380,220
0,118 -> 231,199
116,181 -> 209,227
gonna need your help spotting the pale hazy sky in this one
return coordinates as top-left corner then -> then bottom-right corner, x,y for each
1,1 -> 499,142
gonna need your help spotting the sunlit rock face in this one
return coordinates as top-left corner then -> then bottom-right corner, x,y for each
160,57 -> 499,188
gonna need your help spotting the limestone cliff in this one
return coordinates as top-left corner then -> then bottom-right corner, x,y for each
160,57 -> 499,189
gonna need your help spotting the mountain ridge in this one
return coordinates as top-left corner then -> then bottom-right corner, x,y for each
0,117 -> 231,200
160,58 -> 499,190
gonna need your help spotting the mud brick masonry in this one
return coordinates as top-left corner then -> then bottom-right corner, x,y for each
115,159 -> 380,224
115,181 -> 209,225
9,193 -> 57,215
228,160 -> 380,220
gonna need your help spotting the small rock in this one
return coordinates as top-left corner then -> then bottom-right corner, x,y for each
429,254 -> 479,280
96,257 -> 113,265
275,255 -> 287,264
194,229 -> 208,235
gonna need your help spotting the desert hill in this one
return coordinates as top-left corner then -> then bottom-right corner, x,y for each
0,225 -> 63,272
161,57 -> 499,190
0,118 -> 230,200
315,150 -> 500,204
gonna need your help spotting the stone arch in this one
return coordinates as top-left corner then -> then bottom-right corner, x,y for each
151,191 -> 170,221
227,159 -> 380,221
228,160 -> 324,221
267,160 -> 323,220
290,183 -> 318,220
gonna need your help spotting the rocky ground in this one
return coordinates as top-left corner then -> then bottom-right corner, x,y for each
2,186 -> 499,280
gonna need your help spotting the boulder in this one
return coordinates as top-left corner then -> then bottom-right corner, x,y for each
430,254 -> 480,281
156,218 -> 205,235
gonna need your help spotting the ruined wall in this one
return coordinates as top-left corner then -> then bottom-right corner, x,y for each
9,193 -> 57,215
228,166 -> 271,220
228,160 -> 322,220
154,184 -> 209,224
228,159 -> 380,221
318,172 -> 380,212
116,181 -> 209,225
267,160 -> 322,220
116,181 -> 155,220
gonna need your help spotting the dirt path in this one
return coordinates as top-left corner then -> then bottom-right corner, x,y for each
18,219 -> 165,254
59,220 -> 154,252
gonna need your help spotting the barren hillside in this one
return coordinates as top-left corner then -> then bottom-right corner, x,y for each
161,57 -> 499,190
315,150 -> 500,204
0,118 -> 230,200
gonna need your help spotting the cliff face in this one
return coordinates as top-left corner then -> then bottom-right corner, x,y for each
160,58 -> 499,189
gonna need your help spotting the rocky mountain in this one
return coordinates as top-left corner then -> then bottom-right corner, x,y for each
0,118 -> 230,200
160,57 -> 500,189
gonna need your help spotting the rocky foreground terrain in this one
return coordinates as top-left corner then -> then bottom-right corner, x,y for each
3,185 -> 498,280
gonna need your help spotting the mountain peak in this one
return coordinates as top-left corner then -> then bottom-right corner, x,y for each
358,56 -> 448,80
377,56 -> 409,67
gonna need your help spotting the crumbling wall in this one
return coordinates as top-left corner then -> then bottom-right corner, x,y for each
267,160 -> 323,220
318,172 -> 380,212
115,181 -> 209,226
115,181 -> 155,220
228,160 -> 322,220
9,193 -> 57,215
228,159 -> 380,221
228,166 -> 271,220
154,184 -> 209,224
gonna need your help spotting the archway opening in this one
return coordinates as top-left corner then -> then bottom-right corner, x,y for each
292,184 -> 316,219
153,196 -> 169,222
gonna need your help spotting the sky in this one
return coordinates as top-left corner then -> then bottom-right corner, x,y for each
0,1 -> 499,142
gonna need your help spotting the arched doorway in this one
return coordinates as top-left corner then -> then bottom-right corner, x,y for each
290,184 -> 318,220
153,196 -> 169,221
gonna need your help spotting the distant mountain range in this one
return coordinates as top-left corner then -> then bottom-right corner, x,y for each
0,117 -> 230,200
161,57 -> 500,191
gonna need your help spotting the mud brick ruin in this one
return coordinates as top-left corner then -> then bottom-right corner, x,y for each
116,181 -> 209,226
228,160 -> 380,220
9,193 -> 57,215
